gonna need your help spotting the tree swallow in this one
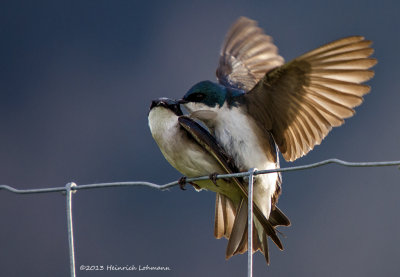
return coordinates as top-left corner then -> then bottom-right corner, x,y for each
148,98 -> 290,264
179,16 -> 376,259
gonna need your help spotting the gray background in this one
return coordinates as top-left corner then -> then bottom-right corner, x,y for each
1,0 -> 399,276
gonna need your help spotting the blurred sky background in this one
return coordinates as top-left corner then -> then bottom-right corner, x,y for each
1,0 -> 400,276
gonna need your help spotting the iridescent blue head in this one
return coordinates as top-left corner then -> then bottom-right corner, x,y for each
181,81 -> 244,108
181,81 -> 227,107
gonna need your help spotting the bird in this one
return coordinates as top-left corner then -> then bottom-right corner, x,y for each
148,98 -> 290,264
179,16 -> 376,260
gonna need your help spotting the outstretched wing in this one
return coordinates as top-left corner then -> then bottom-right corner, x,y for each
244,36 -> 377,161
178,116 -> 290,264
216,17 -> 284,91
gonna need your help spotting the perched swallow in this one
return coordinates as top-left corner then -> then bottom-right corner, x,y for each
148,98 -> 289,264
179,17 -> 376,257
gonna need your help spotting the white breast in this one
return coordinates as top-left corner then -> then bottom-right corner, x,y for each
212,105 -> 279,217
214,106 -> 276,169
148,106 -> 243,200
148,107 -> 212,177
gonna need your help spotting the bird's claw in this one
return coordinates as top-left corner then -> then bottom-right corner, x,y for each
178,176 -> 187,190
209,172 -> 219,186
178,177 -> 201,190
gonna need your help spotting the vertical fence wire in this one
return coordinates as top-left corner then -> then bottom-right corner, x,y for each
66,182 -> 77,277
247,168 -> 256,277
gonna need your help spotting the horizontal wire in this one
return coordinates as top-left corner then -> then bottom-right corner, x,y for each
0,159 -> 399,195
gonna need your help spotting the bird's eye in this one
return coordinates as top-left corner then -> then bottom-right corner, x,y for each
188,93 -> 206,102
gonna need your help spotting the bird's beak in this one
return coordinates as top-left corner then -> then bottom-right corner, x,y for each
150,98 -> 170,110
177,99 -> 188,105
150,99 -> 159,110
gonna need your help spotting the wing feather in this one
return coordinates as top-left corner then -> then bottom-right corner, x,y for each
245,36 -> 376,161
216,17 -> 284,91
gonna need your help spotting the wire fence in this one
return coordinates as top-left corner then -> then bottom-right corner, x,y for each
1,158 -> 400,277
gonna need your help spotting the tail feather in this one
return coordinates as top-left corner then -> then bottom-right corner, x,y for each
222,197 -> 290,264
214,193 -> 236,239
261,229 -> 270,265
269,206 -> 291,227
234,226 -> 248,255
225,198 -> 247,259
253,218 -> 271,265
233,221 -> 263,256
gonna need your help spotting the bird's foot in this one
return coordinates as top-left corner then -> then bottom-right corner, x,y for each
209,172 -> 219,186
178,176 -> 187,190
178,176 -> 200,190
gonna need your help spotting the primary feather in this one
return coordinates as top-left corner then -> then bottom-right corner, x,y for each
245,36 -> 376,161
